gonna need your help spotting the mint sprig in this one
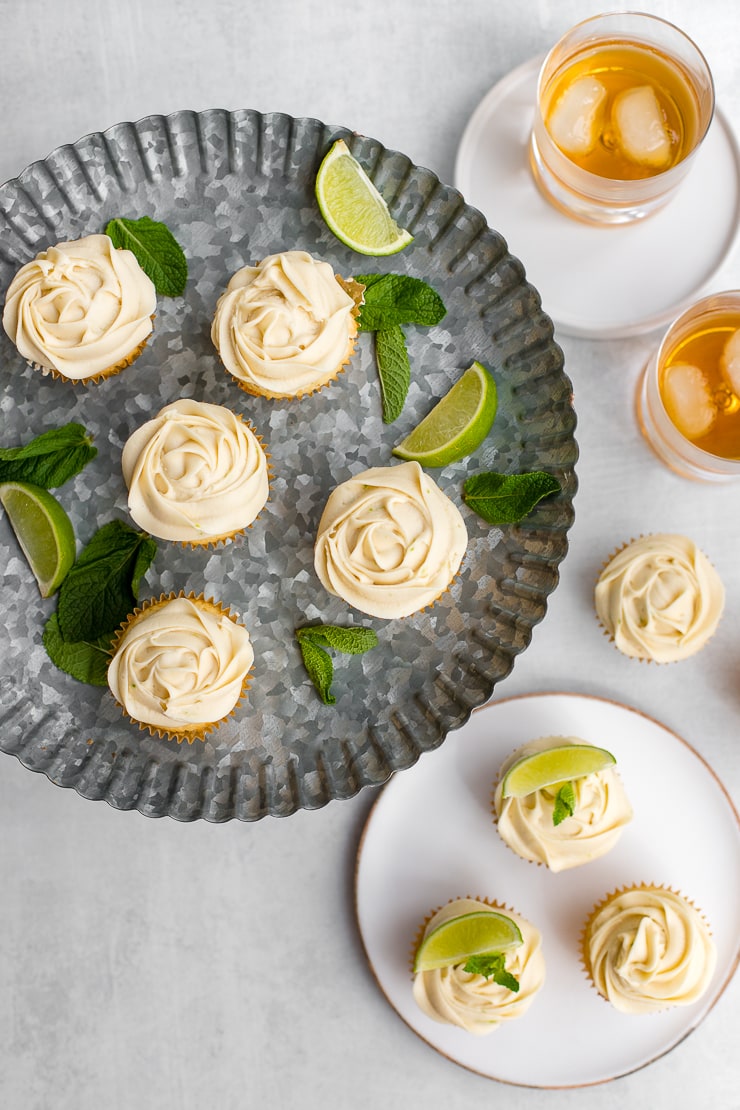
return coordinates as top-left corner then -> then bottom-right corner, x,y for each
44,519 -> 157,685
462,471 -> 562,525
106,216 -> 187,296
552,781 -> 576,826
56,520 -> 158,644
0,423 -> 96,488
375,326 -> 410,424
296,624 -> 379,705
463,954 -> 520,992
355,273 -> 446,332
354,273 -> 446,423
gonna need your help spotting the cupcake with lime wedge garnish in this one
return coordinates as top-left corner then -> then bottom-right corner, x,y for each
493,736 -> 632,871
411,897 -> 545,1035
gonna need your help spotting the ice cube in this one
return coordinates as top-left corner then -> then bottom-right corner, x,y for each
612,85 -> 672,169
662,363 -> 716,439
719,328 -> 740,394
547,76 -> 607,155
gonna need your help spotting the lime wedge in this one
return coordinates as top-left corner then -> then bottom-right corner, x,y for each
392,361 -> 497,467
501,743 -> 617,799
414,910 -> 523,972
0,480 -> 76,597
315,138 -> 413,256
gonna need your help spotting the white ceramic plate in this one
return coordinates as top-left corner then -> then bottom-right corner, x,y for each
354,691 -> 740,1087
454,58 -> 740,339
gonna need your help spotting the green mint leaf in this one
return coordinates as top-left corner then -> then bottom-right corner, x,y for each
463,954 -> 520,992
105,215 -> 187,296
297,638 -> 335,705
296,624 -> 378,655
552,781 -> 577,826
42,613 -> 114,686
296,624 -> 378,703
462,471 -> 562,525
56,520 -> 157,643
355,274 -> 446,332
375,326 -> 410,423
0,423 -> 96,488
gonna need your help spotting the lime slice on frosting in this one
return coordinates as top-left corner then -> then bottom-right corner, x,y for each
392,361 -> 498,467
501,743 -> 616,799
414,910 -> 523,972
315,138 -> 413,256
0,480 -> 76,597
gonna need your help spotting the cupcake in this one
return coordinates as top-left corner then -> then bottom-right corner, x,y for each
411,897 -> 545,1035
594,533 -> 724,662
2,234 -> 156,382
493,736 -> 632,871
313,461 -> 467,619
107,592 -> 254,742
581,885 -> 717,1014
211,249 -> 363,399
122,398 -> 270,546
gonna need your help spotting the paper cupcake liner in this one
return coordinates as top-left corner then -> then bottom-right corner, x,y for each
579,882 -> 715,1013
593,533 -> 724,664
409,894 -> 522,975
26,316 -> 155,385
109,590 -> 252,744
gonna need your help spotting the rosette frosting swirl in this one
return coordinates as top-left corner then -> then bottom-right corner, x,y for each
594,534 -> 724,662
584,887 -> 716,1014
122,398 -> 269,543
2,234 -> 156,380
494,736 -> 632,871
107,595 -> 253,737
314,461 -> 468,619
412,899 -> 545,1035
211,250 -> 359,397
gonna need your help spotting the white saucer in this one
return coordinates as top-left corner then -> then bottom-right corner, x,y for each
455,58 -> 740,339
354,692 -> 740,1087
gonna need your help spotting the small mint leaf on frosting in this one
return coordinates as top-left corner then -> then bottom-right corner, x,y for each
375,326 -> 410,423
296,624 -> 378,704
105,216 -> 187,296
462,954 -> 520,992
552,781 -> 576,826
462,471 -> 561,525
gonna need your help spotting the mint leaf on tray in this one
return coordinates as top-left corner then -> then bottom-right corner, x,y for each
375,325 -> 411,424
56,520 -> 158,645
296,625 -> 379,705
355,273 -> 446,332
462,471 -> 562,525
106,215 -> 187,296
0,423 -> 96,488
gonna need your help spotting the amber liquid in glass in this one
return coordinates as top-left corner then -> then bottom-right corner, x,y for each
543,43 -> 700,180
659,313 -> 740,460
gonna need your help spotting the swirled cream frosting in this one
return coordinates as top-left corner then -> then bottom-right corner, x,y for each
2,234 -> 156,380
584,887 -> 716,1014
211,250 -> 359,398
412,899 -> 545,1035
494,736 -> 632,871
594,534 -> 724,663
107,595 -> 253,739
122,398 -> 269,544
314,461 -> 467,619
